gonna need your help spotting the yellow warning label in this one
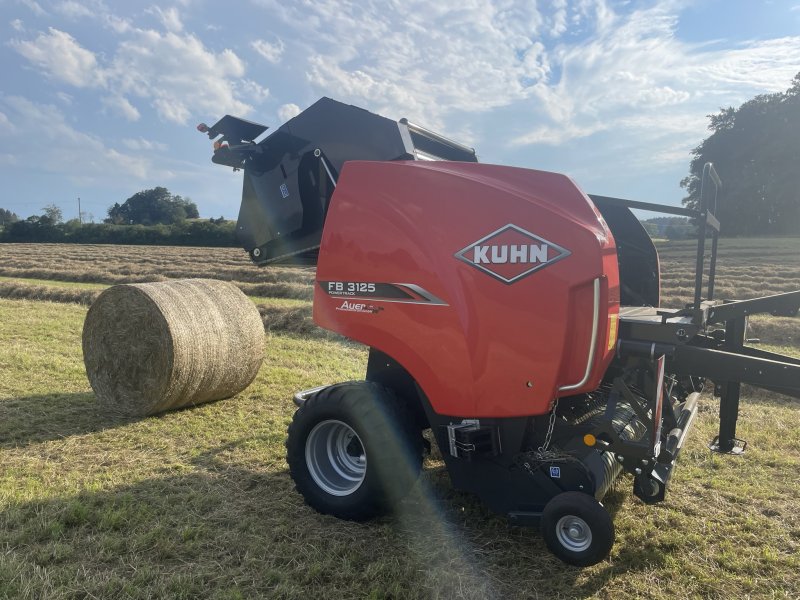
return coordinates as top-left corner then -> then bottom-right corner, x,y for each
608,314 -> 619,351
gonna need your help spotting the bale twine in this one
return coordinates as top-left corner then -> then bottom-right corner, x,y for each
82,279 -> 265,416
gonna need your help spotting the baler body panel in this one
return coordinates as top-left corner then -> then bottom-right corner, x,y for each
314,161 -> 619,418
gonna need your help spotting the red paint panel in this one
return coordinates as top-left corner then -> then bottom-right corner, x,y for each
314,161 -> 619,418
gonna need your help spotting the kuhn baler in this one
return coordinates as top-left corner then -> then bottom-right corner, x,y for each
199,98 -> 800,566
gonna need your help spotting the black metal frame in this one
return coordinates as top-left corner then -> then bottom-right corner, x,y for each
204,98 -> 477,265
589,162 -> 722,311
594,162 -> 800,457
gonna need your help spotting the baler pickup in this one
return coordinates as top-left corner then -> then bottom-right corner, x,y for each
202,98 -> 800,567
201,98 -> 476,265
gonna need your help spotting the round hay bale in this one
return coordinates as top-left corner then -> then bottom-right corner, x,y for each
82,279 -> 265,417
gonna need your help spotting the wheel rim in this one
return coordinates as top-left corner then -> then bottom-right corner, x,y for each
555,515 -> 593,552
305,420 -> 367,496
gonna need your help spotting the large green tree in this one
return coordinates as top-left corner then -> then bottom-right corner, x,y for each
681,73 -> 800,236
41,203 -> 63,225
0,208 -> 19,225
106,187 -> 199,225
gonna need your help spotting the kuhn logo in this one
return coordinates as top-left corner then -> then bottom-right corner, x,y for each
455,224 -> 571,284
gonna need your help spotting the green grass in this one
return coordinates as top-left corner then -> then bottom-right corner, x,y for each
1,298 -> 799,599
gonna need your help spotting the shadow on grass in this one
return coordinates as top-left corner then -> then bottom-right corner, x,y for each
0,447 -> 673,600
0,392 -> 140,449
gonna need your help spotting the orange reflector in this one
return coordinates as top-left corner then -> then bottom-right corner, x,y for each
583,433 -> 596,447
608,314 -> 618,351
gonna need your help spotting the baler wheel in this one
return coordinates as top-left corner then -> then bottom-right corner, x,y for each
633,474 -> 665,505
541,492 -> 614,566
286,381 -> 423,521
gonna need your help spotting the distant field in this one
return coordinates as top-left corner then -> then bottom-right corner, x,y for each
0,240 -> 799,599
657,237 -> 800,307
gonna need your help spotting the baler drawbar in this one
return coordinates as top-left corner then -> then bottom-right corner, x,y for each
200,98 -> 800,566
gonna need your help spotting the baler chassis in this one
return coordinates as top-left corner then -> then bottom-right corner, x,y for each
202,99 -> 800,566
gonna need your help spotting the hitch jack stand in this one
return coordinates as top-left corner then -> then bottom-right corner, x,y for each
709,315 -> 747,454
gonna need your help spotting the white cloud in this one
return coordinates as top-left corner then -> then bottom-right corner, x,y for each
512,122 -> 608,146
254,0 -> 549,128
506,2 -> 800,162
49,0 -> 132,33
122,137 -> 168,152
10,18 -> 24,31
248,0 -> 798,170
10,28 -> 105,88
105,14 -> 132,33
109,30 -> 250,123
55,0 -> 96,19
18,0 -> 46,17
237,79 -> 270,104
55,91 -> 73,104
152,98 -> 190,123
0,111 -> 13,133
551,0 -> 568,37
251,38 -> 284,63
149,6 -> 184,32
277,103 -> 300,122
102,95 -> 141,121
13,26 -> 253,125
0,96 -> 161,181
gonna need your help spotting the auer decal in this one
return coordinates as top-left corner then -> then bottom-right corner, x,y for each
336,300 -> 384,314
319,282 -> 448,305
454,224 -> 571,284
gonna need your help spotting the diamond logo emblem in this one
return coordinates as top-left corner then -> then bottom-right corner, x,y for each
454,224 -> 571,284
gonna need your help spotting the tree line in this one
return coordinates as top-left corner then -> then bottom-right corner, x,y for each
0,187 -> 238,247
682,72 -> 800,236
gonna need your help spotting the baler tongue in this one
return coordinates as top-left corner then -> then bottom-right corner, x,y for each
202,97 -> 476,265
569,162 -> 800,506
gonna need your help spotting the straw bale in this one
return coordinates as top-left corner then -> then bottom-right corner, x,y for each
82,279 -> 264,416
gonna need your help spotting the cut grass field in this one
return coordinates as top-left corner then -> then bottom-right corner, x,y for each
1,240 -> 799,599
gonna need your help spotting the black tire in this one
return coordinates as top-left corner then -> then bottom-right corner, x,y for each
633,474 -> 665,505
286,381 -> 423,521
541,492 -> 615,567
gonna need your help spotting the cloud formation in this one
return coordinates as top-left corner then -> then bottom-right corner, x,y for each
4,0 -> 800,218
251,38 -> 284,64
277,103 -> 300,122
238,0 -> 800,174
11,26 -> 257,124
11,28 -> 105,88
102,95 -> 141,121
0,95 -> 160,181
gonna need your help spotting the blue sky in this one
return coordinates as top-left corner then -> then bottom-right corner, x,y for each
1,0 -> 799,222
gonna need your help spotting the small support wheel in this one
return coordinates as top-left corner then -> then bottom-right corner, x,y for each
286,381 -> 423,521
633,474 -> 666,505
541,492 -> 614,566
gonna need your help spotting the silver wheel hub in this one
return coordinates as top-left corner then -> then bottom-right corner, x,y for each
305,420 -> 366,496
555,515 -> 592,552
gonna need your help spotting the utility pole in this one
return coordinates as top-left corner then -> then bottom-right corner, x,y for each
78,197 -> 82,224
